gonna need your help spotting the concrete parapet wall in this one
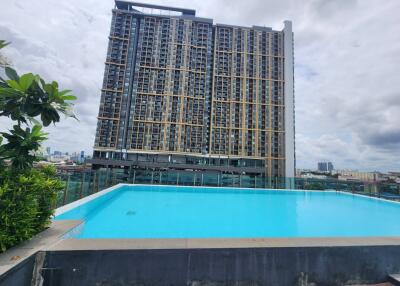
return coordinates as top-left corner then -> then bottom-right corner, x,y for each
39,245 -> 400,286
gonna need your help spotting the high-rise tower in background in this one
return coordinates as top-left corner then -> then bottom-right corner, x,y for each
91,1 -> 295,186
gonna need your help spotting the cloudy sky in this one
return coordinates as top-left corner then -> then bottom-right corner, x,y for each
1,0 -> 399,171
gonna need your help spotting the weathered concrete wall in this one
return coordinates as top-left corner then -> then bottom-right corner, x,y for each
0,254 -> 35,286
41,245 -> 400,286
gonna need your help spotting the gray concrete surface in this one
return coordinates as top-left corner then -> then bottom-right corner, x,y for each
3,219 -> 400,285
0,220 -> 81,275
42,245 -> 400,286
48,236 -> 400,251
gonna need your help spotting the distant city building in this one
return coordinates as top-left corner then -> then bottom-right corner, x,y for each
317,162 -> 334,172
300,172 -> 327,180
42,149 -> 91,165
47,154 -> 70,163
70,152 -> 79,162
91,1 -> 295,186
388,172 -> 400,184
337,170 -> 381,182
79,151 -> 85,164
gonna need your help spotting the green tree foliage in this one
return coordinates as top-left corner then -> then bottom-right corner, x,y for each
0,66 -> 77,170
0,40 -> 77,252
0,125 -> 47,170
0,67 -> 77,126
0,166 -> 63,252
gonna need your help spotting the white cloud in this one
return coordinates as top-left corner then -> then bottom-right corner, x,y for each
0,0 -> 399,171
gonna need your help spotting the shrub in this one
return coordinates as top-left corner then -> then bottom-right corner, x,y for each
0,165 -> 64,252
0,40 -> 76,252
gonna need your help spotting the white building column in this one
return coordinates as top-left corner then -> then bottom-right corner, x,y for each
283,20 -> 295,189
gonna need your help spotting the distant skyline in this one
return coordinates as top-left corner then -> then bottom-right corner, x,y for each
0,0 -> 399,171
43,147 -> 85,154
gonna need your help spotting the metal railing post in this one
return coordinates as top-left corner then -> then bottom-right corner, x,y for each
105,168 -> 110,187
112,171 -> 116,186
63,174 -> 70,205
92,172 -> 98,193
79,172 -> 85,199
97,171 -> 100,192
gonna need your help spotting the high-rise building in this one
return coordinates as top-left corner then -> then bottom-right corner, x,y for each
80,151 -> 85,163
317,162 -> 334,172
91,1 -> 295,185
328,162 -> 334,172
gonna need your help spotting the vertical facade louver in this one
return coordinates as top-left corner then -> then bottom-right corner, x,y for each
93,1 -> 295,183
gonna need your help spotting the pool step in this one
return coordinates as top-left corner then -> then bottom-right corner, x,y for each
388,274 -> 400,286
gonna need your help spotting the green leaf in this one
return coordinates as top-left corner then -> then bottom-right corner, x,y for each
40,112 -> 52,127
43,83 -> 55,99
5,80 -> 22,91
31,124 -> 42,136
5,67 -> 19,81
19,74 -> 35,92
0,40 -> 10,50
12,125 -> 24,135
58,89 -> 72,96
0,87 -> 23,98
61,95 -> 77,101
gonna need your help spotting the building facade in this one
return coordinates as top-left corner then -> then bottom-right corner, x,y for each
317,162 -> 334,172
336,170 -> 380,182
91,1 -> 295,186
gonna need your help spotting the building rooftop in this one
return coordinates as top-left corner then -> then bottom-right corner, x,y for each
115,1 -> 196,16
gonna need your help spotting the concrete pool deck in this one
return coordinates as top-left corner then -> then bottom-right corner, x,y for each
5,219 -> 400,268
47,236 -> 400,251
4,220 -> 400,285
5,218 -> 400,253
0,220 -> 81,278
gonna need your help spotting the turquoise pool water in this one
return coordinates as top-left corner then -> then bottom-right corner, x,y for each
55,185 -> 400,238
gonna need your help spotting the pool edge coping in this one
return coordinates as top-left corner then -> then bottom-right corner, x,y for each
54,183 -> 123,216
47,236 -> 400,251
0,220 -> 82,278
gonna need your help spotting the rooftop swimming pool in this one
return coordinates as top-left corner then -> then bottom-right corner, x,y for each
55,185 -> 400,239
